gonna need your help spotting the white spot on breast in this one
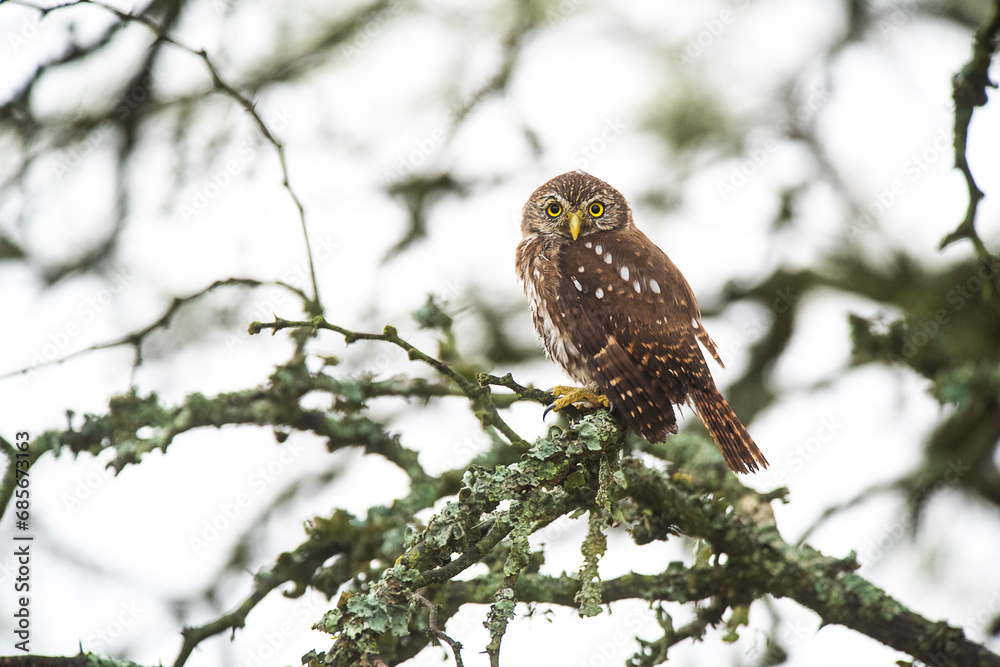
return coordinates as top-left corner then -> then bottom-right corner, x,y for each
604,253 -> 612,264
572,278 -> 583,291
633,280 -> 641,293
595,244 -> 603,254
650,279 -> 660,294
655,319 -> 662,325
578,266 -> 585,273
620,266 -> 629,280
595,288 -> 604,298
584,241 -> 593,248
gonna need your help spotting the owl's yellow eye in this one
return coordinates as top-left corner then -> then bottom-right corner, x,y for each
546,202 -> 562,217
589,202 -> 605,217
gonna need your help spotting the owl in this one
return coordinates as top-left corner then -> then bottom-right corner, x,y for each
515,171 -> 768,474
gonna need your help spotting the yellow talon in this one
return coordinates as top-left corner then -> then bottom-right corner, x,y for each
550,385 -> 610,411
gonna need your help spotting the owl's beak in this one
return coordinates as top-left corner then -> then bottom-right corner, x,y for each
567,210 -> 583,240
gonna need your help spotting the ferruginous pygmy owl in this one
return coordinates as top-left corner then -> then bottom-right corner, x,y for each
515,171 -> 768,474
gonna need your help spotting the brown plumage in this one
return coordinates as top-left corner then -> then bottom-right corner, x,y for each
515,171 -> 768,474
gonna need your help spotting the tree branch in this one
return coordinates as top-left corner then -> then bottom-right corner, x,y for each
477,372 -> 554,405
940,0 -> 1000,261
250,317 -> 530,448
0,278 -> 307,382
619,458 -> 1000,667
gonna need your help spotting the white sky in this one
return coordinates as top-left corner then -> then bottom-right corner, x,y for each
1,0 -> 1000,665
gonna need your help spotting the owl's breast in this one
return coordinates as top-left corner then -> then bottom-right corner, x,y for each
516,235 -> 591,384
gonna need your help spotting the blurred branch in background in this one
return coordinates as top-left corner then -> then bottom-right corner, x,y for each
941,0 -> 1000,262
1,0 -> 397,285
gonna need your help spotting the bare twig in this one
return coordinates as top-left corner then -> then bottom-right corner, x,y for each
415,594 -> 465,667
0,278 -> 306,382
249,317 -> 529,447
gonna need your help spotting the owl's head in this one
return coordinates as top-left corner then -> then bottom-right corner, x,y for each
521,171 -> 632,240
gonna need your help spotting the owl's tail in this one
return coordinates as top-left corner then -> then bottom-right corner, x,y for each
690,387 -> 768,474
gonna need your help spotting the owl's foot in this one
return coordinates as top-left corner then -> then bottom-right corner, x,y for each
543,385 -> 610,419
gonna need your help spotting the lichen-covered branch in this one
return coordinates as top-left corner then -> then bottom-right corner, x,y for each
305,411 -> 623,666
298,395 -> 1000,667
3,326 -> 467,518
0,654 -> 146,667
9,316 -> 1000,667
477,372 -> 554,405
618,458 -> 1000,667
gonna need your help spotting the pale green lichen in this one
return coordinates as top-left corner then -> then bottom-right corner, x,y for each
575,509 -> 607,618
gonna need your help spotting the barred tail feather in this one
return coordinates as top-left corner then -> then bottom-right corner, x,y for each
690,387 -> 768,474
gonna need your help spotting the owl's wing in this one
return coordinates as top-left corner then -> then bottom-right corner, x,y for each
557,227 -> 722,440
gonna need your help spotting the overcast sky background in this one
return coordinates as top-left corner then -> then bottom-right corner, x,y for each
1,0 -> 1000,665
